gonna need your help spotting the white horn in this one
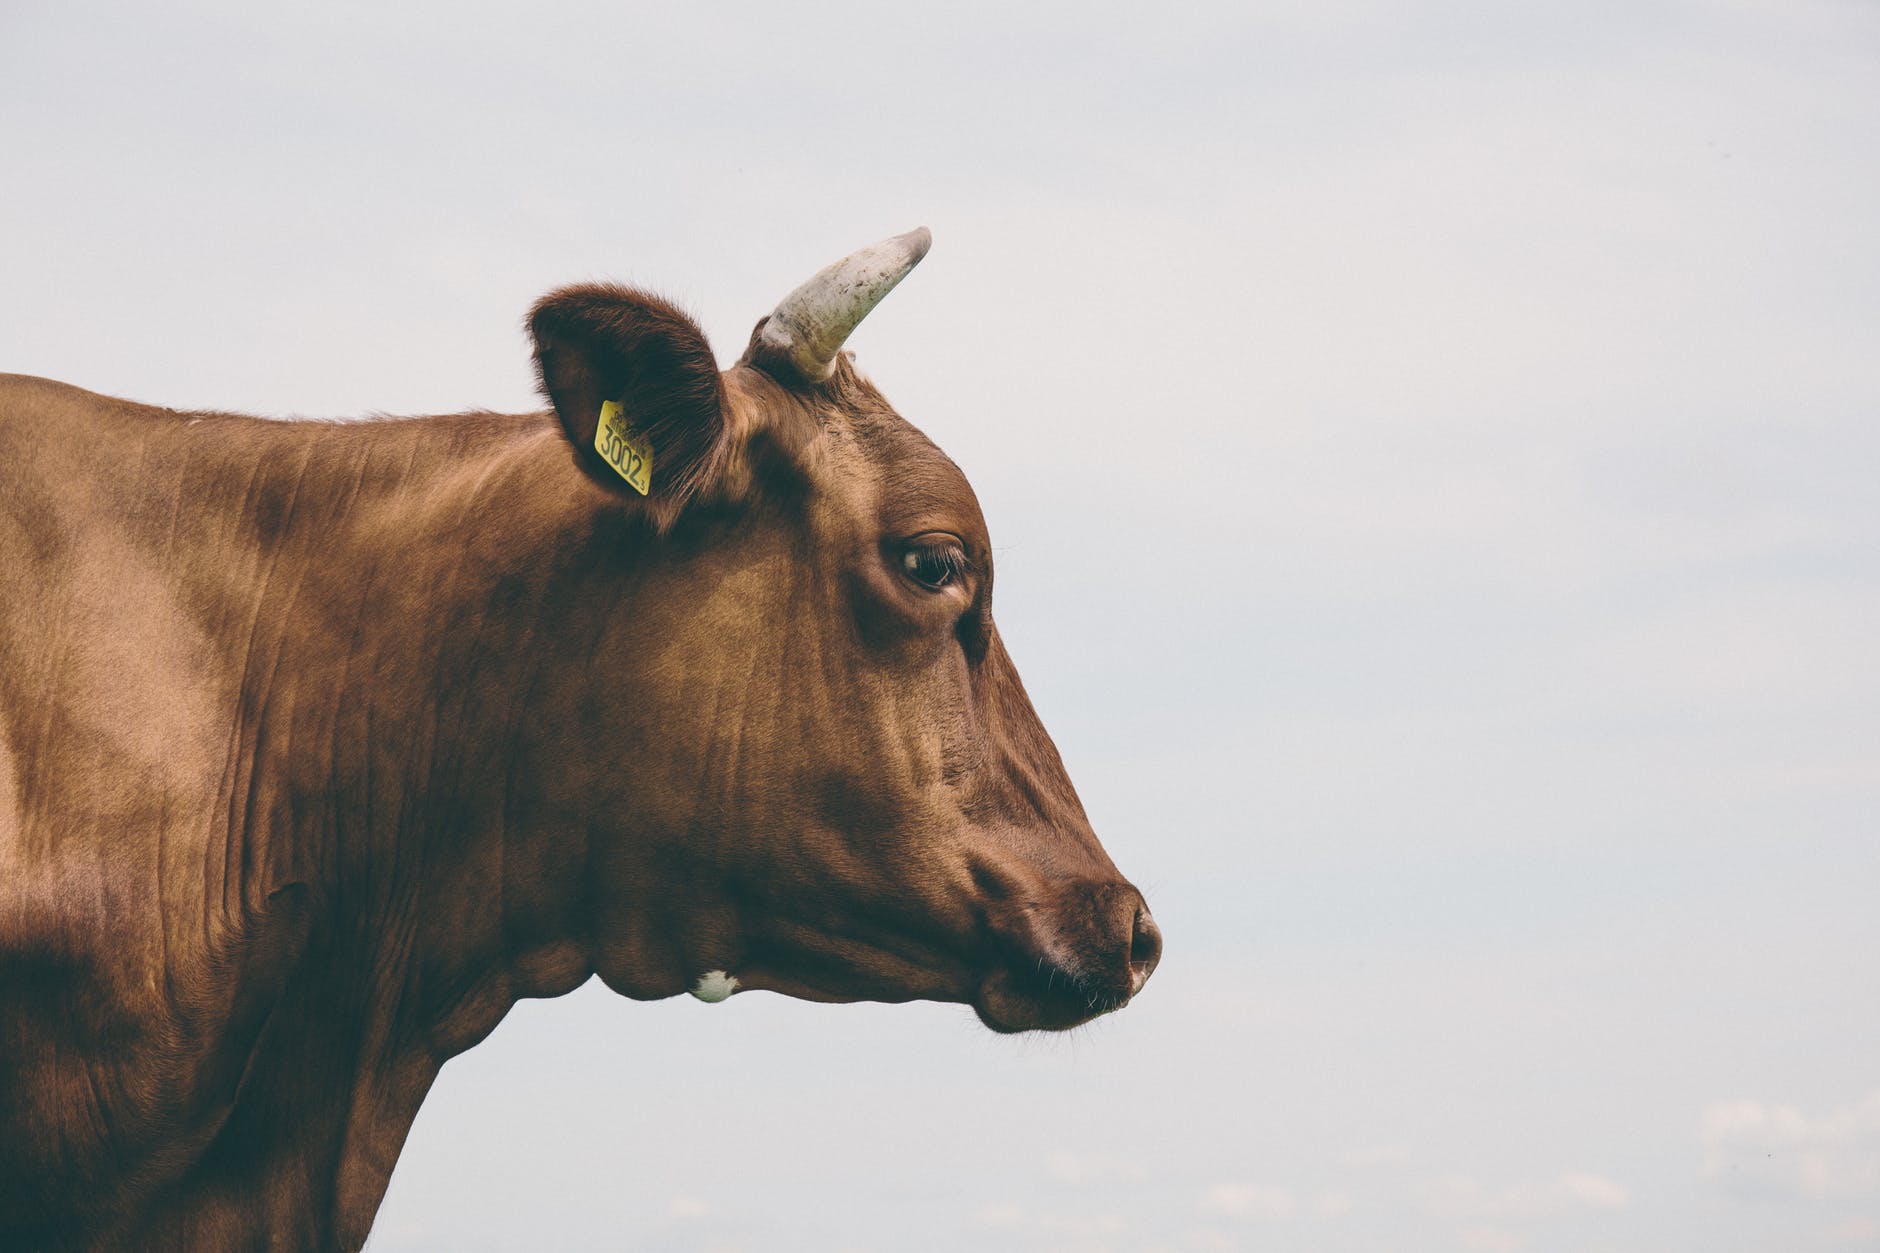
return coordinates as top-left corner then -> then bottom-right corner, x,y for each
752,227 -> 932,383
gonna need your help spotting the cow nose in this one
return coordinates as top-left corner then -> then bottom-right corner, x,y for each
1128,904 -> 1162,996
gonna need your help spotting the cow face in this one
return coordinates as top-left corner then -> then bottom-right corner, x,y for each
527,232 -> 1159,1032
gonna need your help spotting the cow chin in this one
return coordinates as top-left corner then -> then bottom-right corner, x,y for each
724,945 -> 971,1011
725,960 -> 1133,1033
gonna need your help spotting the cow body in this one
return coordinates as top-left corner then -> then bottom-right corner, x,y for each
0,233 -> 1158,1249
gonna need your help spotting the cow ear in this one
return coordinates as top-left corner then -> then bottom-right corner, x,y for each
529,285 -> 730,518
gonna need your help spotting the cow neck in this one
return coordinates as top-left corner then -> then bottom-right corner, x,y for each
235,413 -> 610,1048
140,403 -> 736,1245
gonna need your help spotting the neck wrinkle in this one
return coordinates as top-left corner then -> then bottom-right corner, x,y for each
219,418 -> 610,1248
195,411 -> 594,1053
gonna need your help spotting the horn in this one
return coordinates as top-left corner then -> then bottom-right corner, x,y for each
751,227 -> 932,383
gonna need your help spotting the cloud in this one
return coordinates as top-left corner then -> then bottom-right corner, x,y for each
1417,1170 -> 1630,1221
1555,1173 -> 1630,1209
1459,1227 -> 1526,1253
1042,1150 -> 1149,1187
971,1203 -> 1026,1230
669,1194 -> 710,1220
1038,1212 -> 1128,1239
1199,1183 -> 1297,1221
968,1202 -> 1127,1240
1824,1216 -> 1880,1246
1341,1144 -> 1413,1170
1196,1183 -> 1353,1223
1702,1092 -> 1880,1199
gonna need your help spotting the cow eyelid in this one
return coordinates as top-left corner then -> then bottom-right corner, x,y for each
898,536 -> 972,590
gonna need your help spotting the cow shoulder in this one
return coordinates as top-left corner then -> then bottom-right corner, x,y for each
0,375 -> 322,1241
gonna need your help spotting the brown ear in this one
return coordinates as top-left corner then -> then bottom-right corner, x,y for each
529,285 -> 729,512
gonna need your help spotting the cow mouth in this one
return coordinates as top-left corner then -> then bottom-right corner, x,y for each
971,889 -> 1162,1033
702,893 -> 1161,1033
731,958 -> 1138,1033
971,961 -> 1140,1034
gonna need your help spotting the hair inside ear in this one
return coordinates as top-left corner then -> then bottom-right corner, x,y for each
529,285 -> 730,517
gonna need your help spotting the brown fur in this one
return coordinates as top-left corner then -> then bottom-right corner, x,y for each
0,280 -> 1158,1250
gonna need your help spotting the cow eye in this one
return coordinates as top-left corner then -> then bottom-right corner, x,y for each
898,535 -> 970,591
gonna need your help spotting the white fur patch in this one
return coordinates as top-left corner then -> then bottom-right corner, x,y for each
690,970 -> 739,1003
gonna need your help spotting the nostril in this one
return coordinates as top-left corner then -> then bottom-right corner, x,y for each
1129,912 -> 1158,964
1128,906 -> 1162,995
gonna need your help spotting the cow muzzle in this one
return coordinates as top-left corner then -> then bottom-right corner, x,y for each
974,879 -> 1162,1033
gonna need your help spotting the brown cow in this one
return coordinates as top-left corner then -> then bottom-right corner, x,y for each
0,230 -> 1160,1251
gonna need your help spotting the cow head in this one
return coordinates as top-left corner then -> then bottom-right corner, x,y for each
524,230 -> 1159,1032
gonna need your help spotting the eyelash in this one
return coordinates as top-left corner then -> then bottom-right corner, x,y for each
900,540 -> 972,590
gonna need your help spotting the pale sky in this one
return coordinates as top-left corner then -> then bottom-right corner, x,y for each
5,2 -> 1878,1250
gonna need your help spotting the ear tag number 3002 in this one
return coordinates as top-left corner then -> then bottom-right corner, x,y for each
594,400 -> 653,496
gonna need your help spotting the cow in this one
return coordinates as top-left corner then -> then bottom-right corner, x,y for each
0,229 -> 1161,1251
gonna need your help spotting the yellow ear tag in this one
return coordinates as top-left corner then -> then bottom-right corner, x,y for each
593,400 -> 653,496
